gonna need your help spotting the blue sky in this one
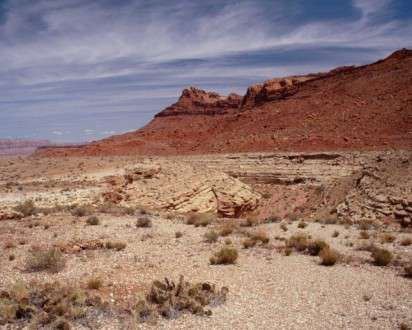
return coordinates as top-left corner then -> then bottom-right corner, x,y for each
0,0 -> 411,142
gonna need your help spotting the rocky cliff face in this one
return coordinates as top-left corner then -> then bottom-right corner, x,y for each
156,87 -> 242,117
241,75 -> 318,109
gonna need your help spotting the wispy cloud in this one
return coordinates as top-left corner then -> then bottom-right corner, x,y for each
0,0 -> 411,142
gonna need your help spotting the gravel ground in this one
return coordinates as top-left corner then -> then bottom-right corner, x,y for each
1,213 -> 411,329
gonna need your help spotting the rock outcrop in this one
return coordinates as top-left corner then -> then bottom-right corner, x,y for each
101,162 -> 261,217
241,75 -> 317,109
156,87 -> 242,117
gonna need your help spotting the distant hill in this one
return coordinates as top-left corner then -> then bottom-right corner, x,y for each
37,49 -> 412,156
0,139 -> 51,156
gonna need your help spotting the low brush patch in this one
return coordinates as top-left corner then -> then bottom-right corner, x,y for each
133,276 -> 228,323
0,281 -> 107,328
25,247 -> 66,273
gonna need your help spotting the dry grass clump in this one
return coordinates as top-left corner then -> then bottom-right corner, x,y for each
319,247 -> 339,266
136,215 -> 152,228
286,233 -> 309,252
105,241 -> 127,251
86,216 -> 100,226
87,277 -> 103,290
371,248 -> 392,266
133,276 -> 228,323
400,237 -> 412,246
0,281 -> 106,328
186,213 -> 214,227
25,247 -> 65,273
204,230 -> 219,243
70,204 -> 94,217
175,231 -> 183,239
210,247 -> 238,265
13,199 -> 37,217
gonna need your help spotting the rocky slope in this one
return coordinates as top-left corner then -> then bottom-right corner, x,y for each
37,49 -> 412,157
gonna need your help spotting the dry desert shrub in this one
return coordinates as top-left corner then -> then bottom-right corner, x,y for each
242,238 -> 257,249
381,233 -> 396,243
248,230 -> 270,244
332,230 -> 340,238
307,239 -> 329,256
3,240 -> 16,249
400,237 -> 412,246
265,215 -> 281,223
186,213 -> 214,227
210,247 -> 238,265
136,215 -> 152,228
133,276 -> 228,323
25,247 -> 65,273
86,216 -> 100,226
87,277 -> 103,290
0,281 -> 106,328
98,202 -> 136,216
105,241 -> 127,251
241,217 -> 260,227
404,262 -> 412,278
286,233 -> 309,252
70,204 -> 94,217
359,231 -> 370,239
204,230 -> 219,243
219,222 -> 237,237
13,199 -> 37,217
280,223 -> 288,232
319,247 -> 339,266
371,248 -> 392,266
175,231 -> 183,239
297,221 -> 307,229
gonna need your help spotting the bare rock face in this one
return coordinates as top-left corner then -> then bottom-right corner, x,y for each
156,87 -> 242,117
101,161 -> 260,217
241,75 -> 316,109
